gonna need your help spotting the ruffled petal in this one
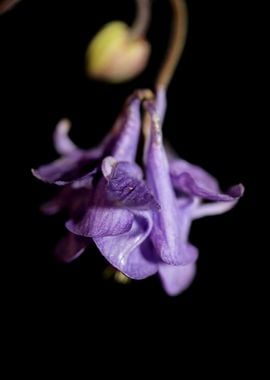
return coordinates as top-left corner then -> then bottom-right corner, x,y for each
172,172 -> 244,201
32,151 -> 99,185
94,211 -> 158,279
102,158 -> 160,210
158,262 -> 196,296
54,233 -> 90,263
66,178 -> 133,238
170,158 -> 219,193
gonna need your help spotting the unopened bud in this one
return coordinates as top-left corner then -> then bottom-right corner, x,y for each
86,21 -> 150,83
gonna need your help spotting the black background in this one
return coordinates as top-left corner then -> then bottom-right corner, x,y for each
1,0 -> 258,342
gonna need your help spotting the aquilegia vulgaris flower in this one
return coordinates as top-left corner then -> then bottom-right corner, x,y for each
33,88 -> 243,295
33,0 -> 244,295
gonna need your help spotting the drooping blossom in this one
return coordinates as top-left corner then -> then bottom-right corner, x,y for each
34,85 -> 243,295
33,0 -> 245,295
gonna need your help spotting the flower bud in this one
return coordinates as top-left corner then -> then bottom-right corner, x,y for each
86,21 -> 150,83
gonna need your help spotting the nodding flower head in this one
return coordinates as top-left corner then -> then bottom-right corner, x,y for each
33,0 -> 244,295
33,88 -> 244,295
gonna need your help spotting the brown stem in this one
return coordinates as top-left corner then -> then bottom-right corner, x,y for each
156,0 -> 188,89
130,0 -> 151,40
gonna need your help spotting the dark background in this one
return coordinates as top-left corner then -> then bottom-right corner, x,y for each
1,0 -> 258,340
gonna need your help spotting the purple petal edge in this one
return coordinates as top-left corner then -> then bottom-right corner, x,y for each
173,172 -> 244,201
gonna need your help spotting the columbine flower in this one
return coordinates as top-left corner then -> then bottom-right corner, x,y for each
33,88 -> 243,295
33,0 -> 244,296
33,90 -> 159,267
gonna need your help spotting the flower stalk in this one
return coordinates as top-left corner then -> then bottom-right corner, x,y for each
130,0 -> 151,40
156,0 -> 188,90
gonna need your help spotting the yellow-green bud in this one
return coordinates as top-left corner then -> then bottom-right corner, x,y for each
86,21 -> 150,83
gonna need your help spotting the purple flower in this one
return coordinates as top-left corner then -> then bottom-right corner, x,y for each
33,91 -> 159,271
33,89 -> 244,296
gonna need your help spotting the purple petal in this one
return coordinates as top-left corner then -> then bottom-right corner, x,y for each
89,92 -> 149,161
111,96 -> 141,162
144,102 -> 196,265
33,93 -> 145,186
169,158 -> 220,193
156,87 -> 167,125
172,172 -> 244,201
33,123 -> 113,186
55,233 -> 89,263
192,199 -> 240,219
158,262 -> 196,296
94,211 -> 158,279
102,158 -> 160,211
53,119 -> 78,156
32,151 -> 99,185
66,178 -> 133,238
102,157 -> 143,180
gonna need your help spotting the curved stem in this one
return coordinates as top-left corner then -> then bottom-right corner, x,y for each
130,0 -> 151,40
156,0 -> 188,89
